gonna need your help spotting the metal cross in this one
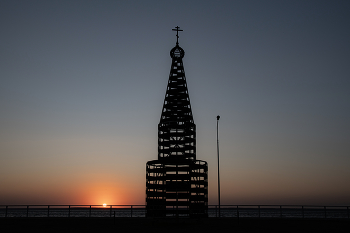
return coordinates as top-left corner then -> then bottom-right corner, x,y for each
172,26 -> 183,45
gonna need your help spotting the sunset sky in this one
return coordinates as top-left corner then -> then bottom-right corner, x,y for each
1,0 -> 349,206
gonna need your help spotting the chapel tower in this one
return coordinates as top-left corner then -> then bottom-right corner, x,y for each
146,27 -> 208,217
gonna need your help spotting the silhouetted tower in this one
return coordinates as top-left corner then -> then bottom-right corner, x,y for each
146,27 -> 208,217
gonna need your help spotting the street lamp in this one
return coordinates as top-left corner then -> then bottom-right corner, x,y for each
217,115 -> 220,217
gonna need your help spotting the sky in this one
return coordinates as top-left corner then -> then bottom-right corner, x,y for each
1,0 -> 349,206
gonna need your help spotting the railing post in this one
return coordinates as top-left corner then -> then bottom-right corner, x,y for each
280,205 -> 282,218
27,206 -> 29,217
131,205 -> 133,217
258,205 -> 260,218
89,206 -> 91,217
68,206 -> 70,217
48,206 -> 50,217
5,206 -> 8,217
324,206 -> 327,219
302,206 -> 304,218
347,206 -> 349,219
110,205 -> 112,218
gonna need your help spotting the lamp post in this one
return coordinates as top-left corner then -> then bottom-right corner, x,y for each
216,115 -> 220,217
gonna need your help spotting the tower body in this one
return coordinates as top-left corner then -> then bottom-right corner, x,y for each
146,34 -> 208,218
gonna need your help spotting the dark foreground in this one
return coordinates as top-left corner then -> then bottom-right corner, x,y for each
1,217 -> 349,233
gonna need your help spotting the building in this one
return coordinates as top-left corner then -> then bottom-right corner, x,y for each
146,27 -> 208,217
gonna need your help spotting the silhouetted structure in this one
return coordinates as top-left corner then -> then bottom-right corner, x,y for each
146,27 -> 208,218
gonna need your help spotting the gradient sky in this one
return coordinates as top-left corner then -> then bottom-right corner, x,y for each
1,0 -> 349,206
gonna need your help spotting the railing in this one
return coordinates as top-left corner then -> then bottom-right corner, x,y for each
0,205 -> 349,219
210,205 -> 350,219
0,205 -> 145,218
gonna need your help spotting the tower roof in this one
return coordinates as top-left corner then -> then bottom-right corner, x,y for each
160,27 -> 193,124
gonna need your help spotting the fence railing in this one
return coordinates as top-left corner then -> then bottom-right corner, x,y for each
210,205 -> 350,219
0,205 -> 349,219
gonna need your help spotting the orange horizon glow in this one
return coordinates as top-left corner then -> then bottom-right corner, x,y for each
0,170 -> 148,205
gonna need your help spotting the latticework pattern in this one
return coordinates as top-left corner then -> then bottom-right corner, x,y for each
146,42 -> 208,218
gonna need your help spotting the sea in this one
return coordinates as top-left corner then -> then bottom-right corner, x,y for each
1,206 -> 349,218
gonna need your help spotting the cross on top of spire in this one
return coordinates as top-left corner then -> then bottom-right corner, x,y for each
172,26 -> 183,45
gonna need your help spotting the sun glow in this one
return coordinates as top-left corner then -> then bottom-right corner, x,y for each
103,203 -> 107,207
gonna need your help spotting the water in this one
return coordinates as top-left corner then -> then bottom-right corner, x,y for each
1,206 -> 349,218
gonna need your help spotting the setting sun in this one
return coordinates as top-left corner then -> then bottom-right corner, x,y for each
103,203 -> 107,207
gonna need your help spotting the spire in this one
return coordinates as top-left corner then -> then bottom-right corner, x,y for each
159,27 -> 195,161
160,51 -> 192,124
160,28 -> 193,126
